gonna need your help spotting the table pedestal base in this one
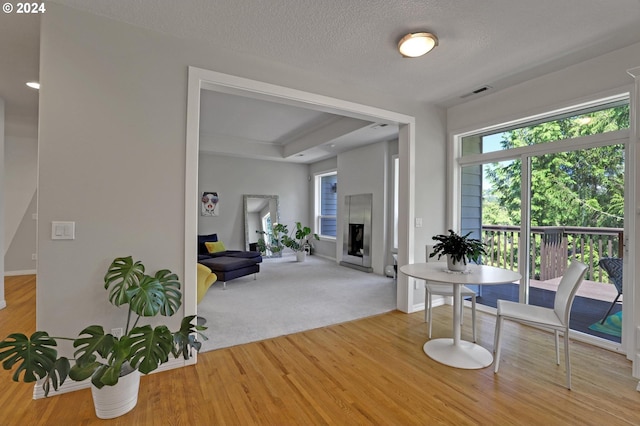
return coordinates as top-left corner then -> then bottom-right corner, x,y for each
423,338 -> 493,369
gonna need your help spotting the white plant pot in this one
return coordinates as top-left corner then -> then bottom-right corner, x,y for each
91,369 -> 140,419
296,251 -> 306,262
447,255 -> 467,272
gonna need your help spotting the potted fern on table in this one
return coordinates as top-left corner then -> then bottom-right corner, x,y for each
429,229 -> 487,271
0,256 -> 205,419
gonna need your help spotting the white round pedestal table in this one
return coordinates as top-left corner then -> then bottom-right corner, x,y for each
400,262 -> 521,369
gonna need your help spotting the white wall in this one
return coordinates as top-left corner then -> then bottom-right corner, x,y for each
5,192 -> 37,273
447,42 -> 640,373
411,104 -> 448,308
0,98 -> 5,309
4,135 -> 37,273
198,153 -> 308,250
37,3 -> 445,345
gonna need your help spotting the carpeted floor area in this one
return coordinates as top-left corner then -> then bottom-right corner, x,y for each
197,254 -> 397,351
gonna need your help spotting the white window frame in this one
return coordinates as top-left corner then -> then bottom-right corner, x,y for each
315,170 -> 337,240
450,91 -> 632,354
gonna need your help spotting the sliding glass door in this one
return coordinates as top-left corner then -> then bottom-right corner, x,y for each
527,145 -> 624,342
458,97 -> 629,345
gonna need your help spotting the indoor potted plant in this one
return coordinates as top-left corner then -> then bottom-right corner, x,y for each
429,229 -> 487,271
282,222 -> 320,262
0,256 -> 205,419
256,223 -> 287,257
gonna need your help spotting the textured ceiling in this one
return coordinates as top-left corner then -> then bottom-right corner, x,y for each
3,1 -> 640,159
49,0 -> 640,106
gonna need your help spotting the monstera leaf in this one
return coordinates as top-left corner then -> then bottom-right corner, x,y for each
43,357 -> 71,397
172,315 -> 207,359
104,256 -> 145,306
72,325 -> 116,364
0,331 -> 58,382
126,275 -> 164,317
0,331 -> 71,396
128,325 -> 174,374
155,270 -> 182,316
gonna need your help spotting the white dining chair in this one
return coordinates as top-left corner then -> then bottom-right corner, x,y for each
425,283 -> 477,342
493,260 -> 588,389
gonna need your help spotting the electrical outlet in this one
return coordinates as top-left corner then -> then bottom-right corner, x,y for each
111,328 -> 123,338
32,253 -> 37,260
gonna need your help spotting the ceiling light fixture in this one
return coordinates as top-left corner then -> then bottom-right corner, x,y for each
397,32 -> 438,58
26,81 -> 40,90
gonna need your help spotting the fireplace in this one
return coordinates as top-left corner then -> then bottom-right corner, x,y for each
340,193 -> 372,272
348,223 -> 364,257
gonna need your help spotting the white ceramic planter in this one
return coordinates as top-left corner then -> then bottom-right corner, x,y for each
447,255 -> 467,272
296,251 -> 306,262
91,369 -> 140,419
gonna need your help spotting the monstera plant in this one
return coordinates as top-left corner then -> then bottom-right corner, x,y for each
0,256 -> 205,418
281,222 -> 320,253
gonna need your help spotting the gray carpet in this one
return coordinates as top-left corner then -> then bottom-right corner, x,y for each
197,254 -> 397,351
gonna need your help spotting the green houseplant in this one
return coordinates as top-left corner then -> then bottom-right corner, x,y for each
429,229 -> 487,271
0,256 -> 205,419
256,223 -> 287,257
257,222 -> 319,261
282,222 -> 319,252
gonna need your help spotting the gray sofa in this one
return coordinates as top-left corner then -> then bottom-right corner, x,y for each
197,233 -> 262,288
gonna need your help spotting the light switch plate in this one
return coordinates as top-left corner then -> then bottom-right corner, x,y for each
51,221 -> 75,240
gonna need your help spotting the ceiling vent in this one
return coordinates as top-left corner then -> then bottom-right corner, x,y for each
460,85 -> 493,99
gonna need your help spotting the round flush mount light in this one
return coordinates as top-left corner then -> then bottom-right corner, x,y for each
397,32 -> 438,58
26,81 -> 40,89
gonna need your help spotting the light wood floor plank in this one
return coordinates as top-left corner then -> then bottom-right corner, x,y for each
1,274 -> 640,425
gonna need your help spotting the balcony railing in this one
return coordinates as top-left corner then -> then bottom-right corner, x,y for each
482,225 -> 623,282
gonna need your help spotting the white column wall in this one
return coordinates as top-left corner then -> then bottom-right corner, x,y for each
0,98 -> 5,309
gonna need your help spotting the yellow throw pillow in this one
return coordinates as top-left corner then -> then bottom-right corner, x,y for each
205,241 -> 226,253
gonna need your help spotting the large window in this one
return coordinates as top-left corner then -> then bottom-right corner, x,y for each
315,171 -> 337,238
456,94 -> 629,346
461,100 -> 629,156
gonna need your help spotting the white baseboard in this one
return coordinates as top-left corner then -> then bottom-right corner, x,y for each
32,358 -> 187,400
409,302 -> 425,313
410,295 -> 450,314
0,299 -> 6,310
5,269 -> 37,276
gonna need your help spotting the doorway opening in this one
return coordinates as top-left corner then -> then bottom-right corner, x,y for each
184,67 -> 417,352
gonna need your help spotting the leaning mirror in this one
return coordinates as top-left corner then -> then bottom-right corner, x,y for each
243,194 -> 279,254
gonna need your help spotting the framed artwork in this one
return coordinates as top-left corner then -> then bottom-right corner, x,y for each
201,192 -> 219,216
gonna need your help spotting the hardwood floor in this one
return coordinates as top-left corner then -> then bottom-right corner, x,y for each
1,274 -> 640,425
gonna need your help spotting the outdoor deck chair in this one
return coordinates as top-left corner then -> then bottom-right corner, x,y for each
598,257 -> 623,324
